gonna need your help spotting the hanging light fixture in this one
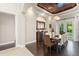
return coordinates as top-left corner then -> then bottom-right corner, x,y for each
53,16 -> 61,20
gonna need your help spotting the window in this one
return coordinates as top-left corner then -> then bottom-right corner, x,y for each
67,22 -> 72,33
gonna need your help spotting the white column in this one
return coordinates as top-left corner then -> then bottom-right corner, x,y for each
15,13 -> 25,47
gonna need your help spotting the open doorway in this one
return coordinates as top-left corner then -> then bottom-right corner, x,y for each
36,16 -> 46,44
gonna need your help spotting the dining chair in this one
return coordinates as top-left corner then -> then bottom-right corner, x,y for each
43,35 -> 56,55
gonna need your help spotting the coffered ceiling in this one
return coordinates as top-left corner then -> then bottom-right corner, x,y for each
37,3 -> 77,14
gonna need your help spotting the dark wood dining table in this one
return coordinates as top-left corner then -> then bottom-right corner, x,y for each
50,38 -> 61,45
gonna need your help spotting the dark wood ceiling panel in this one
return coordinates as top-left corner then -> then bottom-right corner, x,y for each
37,3 -> 77,14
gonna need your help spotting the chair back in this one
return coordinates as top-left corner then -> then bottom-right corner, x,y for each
44,35 -> 51,47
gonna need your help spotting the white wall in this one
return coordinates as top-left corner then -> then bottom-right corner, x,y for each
0,3 -> 23,14
0,3 -> 54,47
73,16 -> 79,41
0,3 -> 47,46
0,12 -> 15,45
54,17 -> 79,41
24,5 -> 53,44
25,7 -> 37,44
0,3 -> 26,47
45,16 -> 52,32
15,13 -> 26,47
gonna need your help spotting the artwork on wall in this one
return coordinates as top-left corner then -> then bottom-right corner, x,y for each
36,21 -> 45,30
49,24 -> 52,28
67,22 -> 72,33
36,16 -> 46,30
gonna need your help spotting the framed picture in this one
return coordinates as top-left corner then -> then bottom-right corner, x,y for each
36,21 -> 45,30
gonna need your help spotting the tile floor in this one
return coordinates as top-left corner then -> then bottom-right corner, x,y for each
0,47 -> 33,56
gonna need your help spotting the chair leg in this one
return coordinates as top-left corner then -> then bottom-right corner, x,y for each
57,46 -> 59,53
49,47 -> 51,56
43,45 -> 48,56
59,46 -> 61,53
44,46 -> 52,56
57,46 -> 62,53
43,45 -> 45,55
56,45 -> 59,53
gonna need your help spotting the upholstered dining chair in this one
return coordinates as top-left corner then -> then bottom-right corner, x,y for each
56,33 -> 68,53
43,35 -> 56,55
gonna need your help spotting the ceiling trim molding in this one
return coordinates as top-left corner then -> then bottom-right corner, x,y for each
57,9 -> 79,17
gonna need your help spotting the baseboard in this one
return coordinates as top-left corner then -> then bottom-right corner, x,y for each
16,40 -> 36,47
26,40 -> 36,45
16,45 -> 25,47
0,41 -> 15,46
73,41 -> 79,43
0,41 -> 15,51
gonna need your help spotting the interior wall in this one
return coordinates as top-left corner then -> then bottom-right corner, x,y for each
45,16 -> 52,32
0,3 -> 24,14
25,6 -> 53,44
73,16 -> 79,41
0,3 -> 26,47
56,9 -> 79,42
0,12 -> 15,45
15,13 -> 26,47
54,17 -> 79,41
25,7 -> 37,44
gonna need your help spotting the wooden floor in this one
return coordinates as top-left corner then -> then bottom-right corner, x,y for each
26,40 -> 79,56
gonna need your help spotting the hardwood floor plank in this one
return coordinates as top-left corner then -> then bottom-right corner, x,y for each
26,40 -> 79,56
